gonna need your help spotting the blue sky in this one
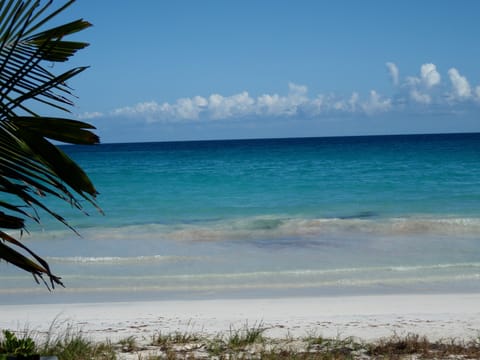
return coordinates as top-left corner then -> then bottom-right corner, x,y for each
62,1 -> 480,143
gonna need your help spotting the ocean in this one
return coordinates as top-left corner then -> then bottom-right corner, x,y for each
1,133 -> 480,304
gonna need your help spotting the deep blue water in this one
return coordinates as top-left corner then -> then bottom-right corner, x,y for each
1,133 -> 480,303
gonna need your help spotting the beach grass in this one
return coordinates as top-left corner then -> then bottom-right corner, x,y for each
3,322 -> 480,359
39,327 -> 116,360
225,322 -> 266,349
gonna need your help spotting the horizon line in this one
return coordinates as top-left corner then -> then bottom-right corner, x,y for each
88,130 -> 480,146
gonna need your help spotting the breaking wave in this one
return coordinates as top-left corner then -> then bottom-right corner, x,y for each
60,215 -> 480,242
45,255 -> 201,264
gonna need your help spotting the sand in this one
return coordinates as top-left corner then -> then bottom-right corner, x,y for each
0,293 -> 479,343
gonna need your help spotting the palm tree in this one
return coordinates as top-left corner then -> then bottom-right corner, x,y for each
0,0 -> 99,289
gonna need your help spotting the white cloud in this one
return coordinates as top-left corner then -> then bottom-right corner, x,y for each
405,63 -> 442,104
410,89 -> 431,104
288,82 -> 308,99
362,90 -> 391,114
106,84 -> 389,122
420,63 -> 441,88
308,94 -> 327,115
111,101 -> 168,123
79,63 -> 480,124
176,96 -> 207,120
257,82 -> 308,116
348,92 -> 360,112
386,62 -> 399,86
317,92 -> 359,113
77,111 -> 104,120
448,68 -> 471,100
208,92 -> 254,119
111,97 -> 209,122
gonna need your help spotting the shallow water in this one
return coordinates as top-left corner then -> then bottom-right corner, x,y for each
2,133 -> 480,304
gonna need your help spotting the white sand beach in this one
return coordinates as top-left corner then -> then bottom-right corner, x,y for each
1,293 -> 479,343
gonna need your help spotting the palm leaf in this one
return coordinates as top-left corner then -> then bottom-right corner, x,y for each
14,117 -> 99,144
0,0 -> 99,287
0,231 -> 63,288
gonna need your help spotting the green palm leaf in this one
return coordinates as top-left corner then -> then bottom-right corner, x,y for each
0,0 -> 99,289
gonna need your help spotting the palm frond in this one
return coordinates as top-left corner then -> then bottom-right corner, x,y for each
0,0 -> 98,287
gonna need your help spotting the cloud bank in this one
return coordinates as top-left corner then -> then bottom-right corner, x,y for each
79,63 -> 480,123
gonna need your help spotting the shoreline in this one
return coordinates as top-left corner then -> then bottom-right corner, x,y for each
1,293 -> 480,343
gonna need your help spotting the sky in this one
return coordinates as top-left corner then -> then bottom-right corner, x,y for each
57,1 -> 480,143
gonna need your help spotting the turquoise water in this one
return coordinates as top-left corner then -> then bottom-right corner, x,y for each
1,133 -> 480,303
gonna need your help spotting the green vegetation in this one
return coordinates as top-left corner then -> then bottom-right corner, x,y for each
0,330 -> 36,356
226,322 -> 266,349
0,325 -> 115,360
0,0 -> 99,287
204,322 -> 266,357
304,334 -> 364,359
151,331 -> 200,348
117,336 -> 138,353
38,325 -> 115,360
3,324 -> 480,359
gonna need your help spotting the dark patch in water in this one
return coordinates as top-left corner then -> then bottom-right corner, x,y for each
247,218 -> 284,230
250,237 -> 341,250
338,211 -> 377,220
